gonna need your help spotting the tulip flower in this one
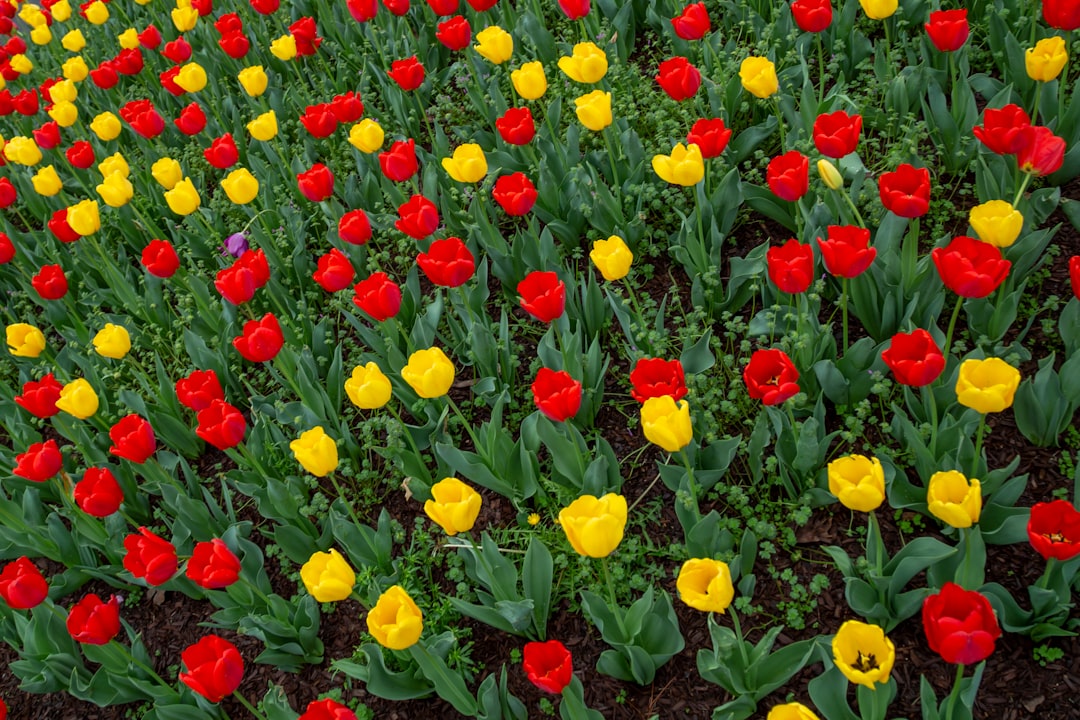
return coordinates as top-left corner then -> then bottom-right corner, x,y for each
7,324 -> 46,358
558,42 -> 608,83
436,16 -> 472,50
1027,500 -> 1080,561
196,400 -> 247,450
590,235 -> 634,281
186,539 -> 241,589
417,237 -> 476,287
388,56 -> 425,90
558,493 -> 627,558
1016,126 -> 1066,176
402,347 -> 456,398
164,178 -> 201,215
339,209 -> 373,245
74,468 -> 124,517
237,65 -> 267,96
270,34 -> 298,60
179,636 -> 244,703
396,195 -> 440,239
880,329 -> 945,387
523,640 -> 573,693
817,226 -> 874,278
927,471 -> 982,528
968,200 -> 1023,248
31,265 -> 68,300
1026,36 -> 1068,82
766,151 -> 809,201
290,427 -> 339,477
676,558 -> 734,613
367,585 -> 423,649
67,594 -> 121,645
204,134 -> 239,169
518,271 -> 566,322
15,374 -> 63,418
345,362 -> 393,409
630,358 -> 687,403
827,454 -> 885,512
511,61 -> 547,99
248,110 -> 279,141
656,57 -> 702,101
32,166 -> 62,196
93,323 -> 131,359
424,477 -> 482,535
3,136 -> 42,165
67,199 -> 101,235
922,583 -> 1000,664
812,110 -> 862,158
686,118 -> 732,158
739,56 -> 778,98
349,119 -> 384,153
558,0 -> 590,20
56,378 -> 99,419
925,9 -> 969,52
743,349 -> 799,405
301,549 -> 355,602
175,103 -> 208,135
858,0 -> 896,20
955,358 -> 1020,414
832,620 -> 895,689
0,557 -> 49,609
574,90 -> 612,131
13,440 -> 63,482
474,25 -> 513,64
109,414 -> 157,463
531,368 -> 582,422
313,249 -> 355,292
931,235 -> 1011,299
353,272 -> 403,321
151,158 -> 183,190
492,172 -> 538,215
1043,0 -> 1080,30
221,168 -> 260,204
790,0 -> 831,32
641,396 -> 693,452
878,163 -> 931,218
1070,256 -> 1080,301
973,104 -> 1031,154
441,144 -> 488,182
299,700 -> 358,720
297,163 -> 335,202
652,143 -> 705,186
123,527 -> 178,586
767,238 -> 814,293
233,313 -> 284,362
671,2 -> 710,39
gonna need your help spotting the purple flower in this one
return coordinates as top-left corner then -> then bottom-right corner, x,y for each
224,232 -> 248,257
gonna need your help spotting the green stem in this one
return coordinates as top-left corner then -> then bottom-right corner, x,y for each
841,276 -> 849,356
726,606 -> 752,668
600,557 -> 629,641
943,294 -> 963,359
678,449 -> 700,517
327,472 -> 363,530
970,414 -> 987,479
445,394 -> 484,458
816,32 -> 826,105
232,690 -> 270,720
601,126 -> 620,191
1012,170 -> 1033,208
385,402 -> 434,484
882,17 -> 894,82
1032,82 -> 1043,124
1036,557 -> 1058,590
772,97 -> 786,150
841,187 -> 867,228
868,510 -> 884,576
944,662 -> 966,720
926,383 -> 939,457
108,639 -> 178,695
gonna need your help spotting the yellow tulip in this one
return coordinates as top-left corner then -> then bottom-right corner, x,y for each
270,34 -> 297,61
955,358 -> 1021,414
927,470 -> 982,529
20,5 -> 47,26
832,620 -> 895,689
56,378 -> 99,419
817,159 -> 844,190
652,143 -> 705,186
171,5 -> 198,32
3,136 -> 42,166
344,362 -> 393,409
174,62 -> 208,93
247,110 -> 278,141
63,56 -> 89,82
30,24 -> 51,45
9,54 -> 32,75
52,0 -> 72,21
969,200 -> 1023,248
557,42 -> 608,83
290,426 -> 339,477
739,56 -> 779,98
32,166 -> 62,196
91,112 -> 122,142
511,61 -> 547,99
424,478 -> 482,536
676,558 -> 734,613
474,26 -> 513,65
401,347 -> 456,398
300,549 -> 355,602
6,324 -> 46,358
574,90 -> 612,131
767,703 -> 821,720
558,493 -> 627,558
827,455 -> 885,512
349,119 -> 384,153
589,235 -> 634,281
238,66 -> 268,97
1026,36 -> 1068,82
858,0 -> 898,20
221,168 -> 260,204
441,144 -> 488,183
367,585 -> 423,650
151,158 -> 182,190
67,200 -> 101,236
49,101 -> 78,128
118,28 -> 141,49
640,396 -> 693,452
48,81 -> 78,105
164,177 -> 201,215
84,0 -> 109,24
96,172 -> 134,208
98,152 -> 130,179
93,323 -> 131,359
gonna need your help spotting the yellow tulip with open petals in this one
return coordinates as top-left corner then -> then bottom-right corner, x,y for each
441,144 -> 488,183
290,427 -> 339,477
424,478 -> 482,536
652,143 -> 705,186
558,42 -> 608,83
345,362 -> 393,409
474,26 -> 513,64
221,169 -> 259,205
955,358 -> 1020,414
676,558 -> 734,613
558,493 -> 627,558
367,585 -> 423,650
832,620 -> 895,689
574,90 -> 612,131
6,324 -> 46,358
827,455 -> 885,512
969,201 -> 1023,248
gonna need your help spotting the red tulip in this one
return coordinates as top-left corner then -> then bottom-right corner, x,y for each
1069,256 -> 1080,301
250,0 -> 280,13
812,110 -> 862,158
160,66 -> 185,96
522,640 -> 572,694
66,140 -> 95,169
0,232 -> 12,264
656,57 -> 701,101
395,194 -> 439,239
743,349 -> 800,405
32,121 -> 60,149
0,178 -> 16,208
186,539 -> 241,589
191,0 -> 214,16
339,209 -> 373,245
878,163 -> 931,218
817,225 -> 875,278
162,37 -> 193,63
1016,126 -> 1065,177
466,0 -> 498,10
1028,499 -> 1080,561
215,249 -> 270,305
766,151 -> 809,202
531,368 -> 582,422
218,31 -> 250,59
203,133 -> 239,169
972,104 -> 1030,155
142,239 -> 180,278
233,313 -> 283,362
492,172 -> 538,215
313,249 -> 355,292
12,88 -> 38,115
13,440 -> 63,482
379,138 -> 418,182
138,25 -> 163,49
790,0 -> 831,32
931,235 -> 1011,299
353,272 -> 403,321
15,373 -> 63,418
174,102 -> 207,135
121,99 -> 165,139
297,163 -> 335,202
109,414 -> 157,464
427,0 -> 459,14
289,17 -> 322,56
179,635 -> 244,702
384,0 -> 411,13
0,557 -> 48,609
196,400 -> 247,450
629,358 -> 687,403
766,239 -> 814,293
388,56 -> 425,91
123,527 -> 178,586
176,369 -> 225,412
347,0 -> 378,21
686,118 -> 731,159
417,237 -> 475,287
881,329 -> 945,387
518,271 -> 566,323
66,593 -> 121,645
299,698 -> 358,720
671,2 -> 710,39
331,91 -> 364,123
74,468 -> 124,517
558,0 -> 589,19
299,103 -> 338,138
925,9 -> 969,52
48,208 -> 81,243
31,264 -> 68,300
1043,0 -> 1080,30
496,107 -> 535,145
922,583 -> 1000,665
114,48 -> 145,76
436,15 -> 471,50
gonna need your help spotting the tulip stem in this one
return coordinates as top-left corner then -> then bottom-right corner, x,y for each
1032,82 -> 1043,125
944,662 -> 965,720
600,557 -> 630,641
726,606 -> 752,669
841,276 -> 849,356
816,33 -> 826,105
384,402 -> 434,484
771,98 -> 786,150
327,471 -> 364,532
925,384 -> 939,457
445,394 -> 485,458
1036,557 -> 1057,590
238,575 -> 275,609
233,690 -> 270,720
970,414 -> 986,479
601,126 -> 620,191
108,639 -> 177,695
943,294 -> 963,359
1012,170 -> 1033,208
840,187 -> 867,228
678,450 -> 700,517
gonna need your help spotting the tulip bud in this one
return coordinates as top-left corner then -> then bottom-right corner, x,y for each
817,158 -> 844,190
290,426 -> 339,477
927,470 -> 982,528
